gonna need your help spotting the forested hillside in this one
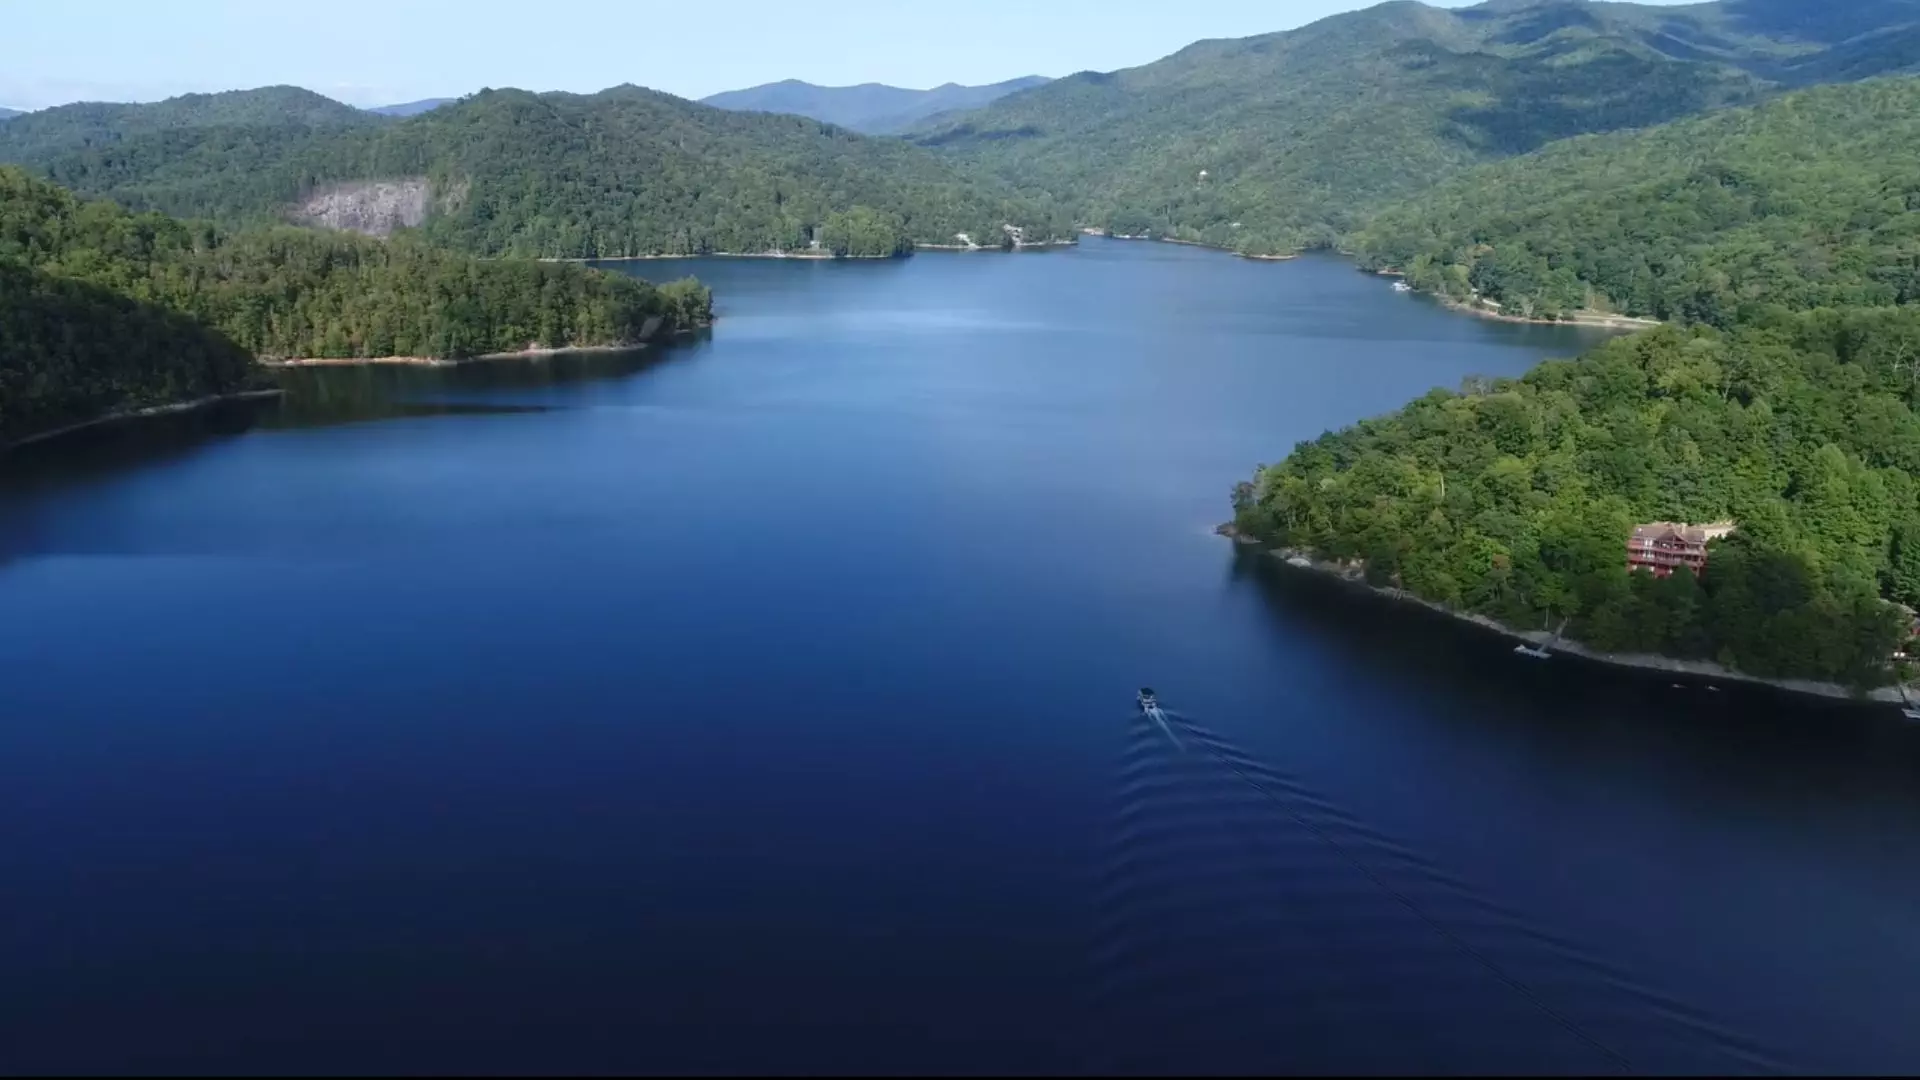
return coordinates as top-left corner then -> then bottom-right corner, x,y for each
0,261 -> 261,443
919,0 -> 1920,254
1232,309 -> 1920,688
0,85 -> 376,162
0,169 -> 710,441
0,85 -> 1068,259
1355,78 -> 1920,322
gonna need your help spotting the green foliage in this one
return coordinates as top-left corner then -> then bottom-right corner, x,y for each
917,0 -> 1920,255
0,85 -> 1070,259
1234,312 -> 1920,688
0,86 -> 375,164
1357,78 -> 1920,321
0,168 -> 711,441
0,261 -> 260,443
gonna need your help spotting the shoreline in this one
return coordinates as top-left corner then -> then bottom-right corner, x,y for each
6,388 -> 286,451
1216,523 -> 1904,706
563,251 -> 892,263
1357,267 -> 1663,329
1435,292 -> 1664,330
918,239 -> 1079,253
1079,227 -> 1298,262
260,341 -> 659,368
555,239 -> 1079,263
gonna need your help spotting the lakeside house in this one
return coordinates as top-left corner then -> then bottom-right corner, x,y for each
1627,521 -> 1737,577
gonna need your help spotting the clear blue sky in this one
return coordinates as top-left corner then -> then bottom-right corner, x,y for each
1,0 -> 1696,110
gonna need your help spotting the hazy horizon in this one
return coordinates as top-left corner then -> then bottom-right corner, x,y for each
0,0 -> 1698,112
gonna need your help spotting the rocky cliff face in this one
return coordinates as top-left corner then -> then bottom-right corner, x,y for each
293,179 -> 430,237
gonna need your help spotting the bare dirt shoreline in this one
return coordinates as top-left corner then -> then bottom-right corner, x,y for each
551,252 -> 886,263
1078,228 -> 1298,261
6,389 -> 286,450
259,342 -> 656,368
549,240 -> 1080,262
1216,524 -> 1904,706
1433,292 -> 1664,330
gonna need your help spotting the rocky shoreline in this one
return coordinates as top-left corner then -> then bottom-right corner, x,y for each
1216,523 -> 1905,706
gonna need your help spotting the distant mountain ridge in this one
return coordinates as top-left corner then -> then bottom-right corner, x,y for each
0,84 -> 1068,259
917,0 -> 1920,254
0,108 -> 19,122
367,98 -> 455,117
701,76 -> 1050,134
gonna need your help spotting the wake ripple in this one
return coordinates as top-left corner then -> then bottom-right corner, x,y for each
1083,708 -> 1787,1074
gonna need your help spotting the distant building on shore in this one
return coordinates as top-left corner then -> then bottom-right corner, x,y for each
1627,521 -> 1737,577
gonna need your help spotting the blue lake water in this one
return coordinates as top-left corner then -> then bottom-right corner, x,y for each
3,237 -> 1919,1073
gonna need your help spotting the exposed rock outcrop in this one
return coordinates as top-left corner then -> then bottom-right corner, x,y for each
293,179 -> 430,237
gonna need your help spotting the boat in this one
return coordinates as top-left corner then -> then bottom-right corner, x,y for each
1392,281 -> 1413,293
1136,687 -> 1182,749
1514,643 -> 1551,660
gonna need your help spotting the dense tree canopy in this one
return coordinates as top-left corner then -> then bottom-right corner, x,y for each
918,0 -> 1920,255
1234,310 -> 1920,687
1357,78 -> 1920,321
0,168 -> 711,441
0,261 -> 262,443
0,85 -> 1070,259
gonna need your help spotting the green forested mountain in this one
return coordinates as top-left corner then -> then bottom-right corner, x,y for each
0,168 -> 710,441
0,86 -> 376,162
0,108 -> 19,122
702,77 -> 1051,135
1355,77 -> 1920,322
1232,309 -> 1920,688
918,0 -> 1920,254
0,85 -> 1067,259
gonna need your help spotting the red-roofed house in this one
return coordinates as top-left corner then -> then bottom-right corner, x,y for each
1627,521 -> 1737,578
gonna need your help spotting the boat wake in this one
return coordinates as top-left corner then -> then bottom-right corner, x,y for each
1085,703 -> 1784,1074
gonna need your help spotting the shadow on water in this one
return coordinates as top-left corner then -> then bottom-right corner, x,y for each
0,344 -> 694,574
1205,545 -> 1920,1072
0,345 -> 692,493
266,342 -> 694,425
1224,544 -> 1920,756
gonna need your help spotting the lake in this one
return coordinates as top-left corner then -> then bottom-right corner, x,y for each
3,237 -> 1918,1073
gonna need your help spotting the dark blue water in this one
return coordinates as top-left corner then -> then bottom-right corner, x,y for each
4,238 -> 1919,1073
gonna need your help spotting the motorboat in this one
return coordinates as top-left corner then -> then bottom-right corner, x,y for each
1136,687 -> 1182,748
1514,643 -> 1551,660
1392,280 -> 1414,293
